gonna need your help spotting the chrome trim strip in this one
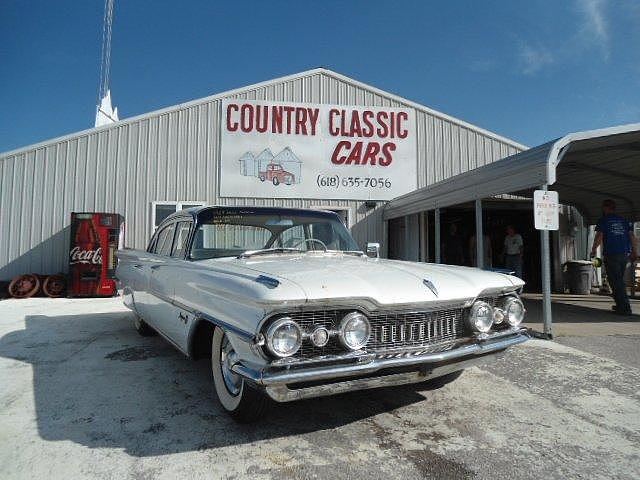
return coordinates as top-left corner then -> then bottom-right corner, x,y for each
149,291 -> 256,342
232,328 -> 529,386
194,311 -> 255,342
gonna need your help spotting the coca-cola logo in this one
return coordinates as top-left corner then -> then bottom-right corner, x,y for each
70,246 -> 103,265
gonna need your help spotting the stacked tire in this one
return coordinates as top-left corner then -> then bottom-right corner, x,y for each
7,273 -> 67,299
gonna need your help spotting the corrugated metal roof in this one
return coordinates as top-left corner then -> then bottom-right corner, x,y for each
0,68 -> 525,159
384,123 -> 640,223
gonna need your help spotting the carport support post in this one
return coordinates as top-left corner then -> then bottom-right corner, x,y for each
475,199 -> 484,269
540,184 -> 553,338
435,208 -> 441,263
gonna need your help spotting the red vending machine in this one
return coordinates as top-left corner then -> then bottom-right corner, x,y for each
68,212 -> 124,297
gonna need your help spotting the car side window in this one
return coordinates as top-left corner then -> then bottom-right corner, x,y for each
171,222 -> 192,258
154,223 -> 176,256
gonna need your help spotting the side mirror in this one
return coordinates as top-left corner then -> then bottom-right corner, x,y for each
366,242 -> 380,258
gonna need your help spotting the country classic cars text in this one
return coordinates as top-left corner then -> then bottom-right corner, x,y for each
225,102 -> 411,166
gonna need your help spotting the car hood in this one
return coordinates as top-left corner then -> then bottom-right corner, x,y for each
225,253 -> 522,306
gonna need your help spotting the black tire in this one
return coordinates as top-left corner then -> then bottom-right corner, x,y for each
133,315 -> 156,336
418,370 -> 464,390
211,327 -> 269,423
259,175 -> 265,182
272,177 -> 280,186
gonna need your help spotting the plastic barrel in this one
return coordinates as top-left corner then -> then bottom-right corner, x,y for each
566,260 -> 593,295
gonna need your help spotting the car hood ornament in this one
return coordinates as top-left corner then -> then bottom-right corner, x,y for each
423,279 -> 438,297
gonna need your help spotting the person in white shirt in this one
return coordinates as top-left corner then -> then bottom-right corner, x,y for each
503,225 -> 523,278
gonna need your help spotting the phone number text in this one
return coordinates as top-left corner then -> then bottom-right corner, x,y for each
316,175 -> 392,189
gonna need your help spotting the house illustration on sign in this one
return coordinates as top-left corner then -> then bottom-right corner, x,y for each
238,147 -> 303,186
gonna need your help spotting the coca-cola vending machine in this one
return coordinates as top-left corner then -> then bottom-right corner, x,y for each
68,212 -> 124,297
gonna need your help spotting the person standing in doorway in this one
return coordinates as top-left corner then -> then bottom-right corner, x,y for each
591,199 -> 637,316
503,225 -> 524,278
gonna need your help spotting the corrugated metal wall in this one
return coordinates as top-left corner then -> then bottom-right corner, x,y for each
0,70 -> 522,280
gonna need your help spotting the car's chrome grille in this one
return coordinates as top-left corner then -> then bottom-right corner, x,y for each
282,307 -> 468,359
369,308 -> 464,351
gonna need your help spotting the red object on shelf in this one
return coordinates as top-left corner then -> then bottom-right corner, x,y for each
68,212 -> 124,297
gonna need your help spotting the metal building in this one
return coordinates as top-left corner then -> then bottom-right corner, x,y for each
0,68 -> 524,280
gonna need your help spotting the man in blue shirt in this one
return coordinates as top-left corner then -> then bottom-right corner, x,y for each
591,199 -> 637,316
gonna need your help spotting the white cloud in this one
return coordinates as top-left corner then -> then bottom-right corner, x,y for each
519,44 -> 555,75
576,0 -> 610,58
513,0 -> 612,75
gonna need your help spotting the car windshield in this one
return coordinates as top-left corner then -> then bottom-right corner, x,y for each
190,210 -> 361,260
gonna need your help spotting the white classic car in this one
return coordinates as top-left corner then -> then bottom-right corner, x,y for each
116,206 -> 529,422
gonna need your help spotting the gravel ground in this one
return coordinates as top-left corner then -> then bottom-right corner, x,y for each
0,297 -> 638,480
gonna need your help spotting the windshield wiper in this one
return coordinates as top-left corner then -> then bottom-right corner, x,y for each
237,247 -> 302,259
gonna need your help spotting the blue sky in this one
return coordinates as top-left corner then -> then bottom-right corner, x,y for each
1,0 -> 639,153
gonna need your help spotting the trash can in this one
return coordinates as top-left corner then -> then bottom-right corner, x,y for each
566,260 -> 593,295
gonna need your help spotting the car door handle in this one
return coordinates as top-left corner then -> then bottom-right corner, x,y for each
133,264 -> 143,269
150,265 -> 161,271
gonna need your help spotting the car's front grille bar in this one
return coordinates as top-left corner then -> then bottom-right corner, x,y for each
280,306 -> 468,360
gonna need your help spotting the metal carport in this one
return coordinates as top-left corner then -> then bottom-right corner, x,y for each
384,123 -> 640,337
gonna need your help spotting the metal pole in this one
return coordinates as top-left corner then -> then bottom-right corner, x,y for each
540,184 -> 553,338
424,211 -> 430,262
435,208 -> 441,263
403,216 -> 410,260
419,212 -> 427,262
382,220 -> 388,258
475,199 -> 484,269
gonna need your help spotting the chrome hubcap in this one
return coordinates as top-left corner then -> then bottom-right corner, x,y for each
220,334 -> 242,396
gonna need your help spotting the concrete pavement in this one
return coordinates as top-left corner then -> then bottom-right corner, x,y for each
0,297 -> 638,479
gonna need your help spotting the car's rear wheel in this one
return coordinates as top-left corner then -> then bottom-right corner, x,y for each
272,177 -> 280,186
133,315 -> 155,336
211,327 -> 268,423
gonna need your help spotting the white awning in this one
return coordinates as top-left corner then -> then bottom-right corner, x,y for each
384,123 -> 640,224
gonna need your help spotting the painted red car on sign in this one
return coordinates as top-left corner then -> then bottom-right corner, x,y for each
259,163 -> 295,186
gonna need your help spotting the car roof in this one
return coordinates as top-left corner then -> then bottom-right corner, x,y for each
163,205 -> 339,224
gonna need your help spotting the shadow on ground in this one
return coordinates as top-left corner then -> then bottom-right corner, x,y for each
523,296 -> 639,323
0,311 -> 430,457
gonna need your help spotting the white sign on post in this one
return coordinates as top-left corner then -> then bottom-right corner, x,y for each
219,99 -> 417,200
534,190 -> 559,230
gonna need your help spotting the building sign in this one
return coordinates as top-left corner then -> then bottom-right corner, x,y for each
534,190 -> 559,230
219,99 -> 417,200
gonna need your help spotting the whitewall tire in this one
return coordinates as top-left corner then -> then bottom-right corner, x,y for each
211,327 -> 268,422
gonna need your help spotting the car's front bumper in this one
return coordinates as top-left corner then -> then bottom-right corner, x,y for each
231,327 -> 530,402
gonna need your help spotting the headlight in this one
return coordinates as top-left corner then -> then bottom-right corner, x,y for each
309,326 -> 330,347
265,317 -> 302,357
502,296 -> 525,327
339,312 -> 370,350
468,301 -> 494,333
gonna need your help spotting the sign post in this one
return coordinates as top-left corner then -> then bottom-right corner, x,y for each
534,188 -> 558,339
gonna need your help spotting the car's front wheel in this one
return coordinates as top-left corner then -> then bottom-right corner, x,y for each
211,327 -> 268,423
